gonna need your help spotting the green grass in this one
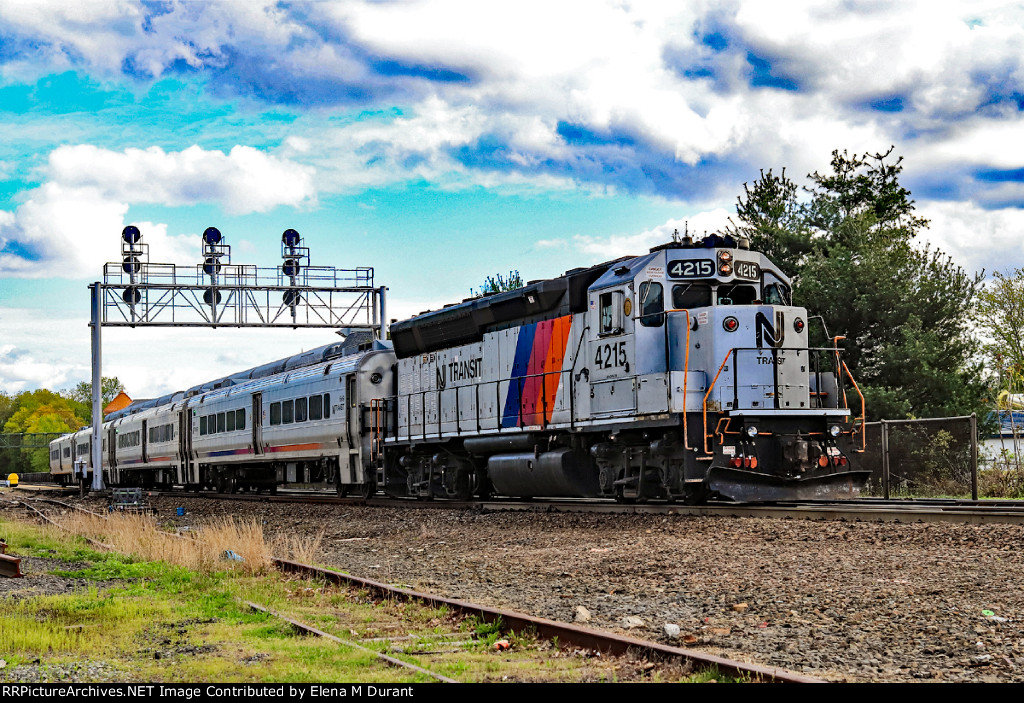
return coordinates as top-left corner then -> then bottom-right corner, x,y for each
0,517 -> 751,683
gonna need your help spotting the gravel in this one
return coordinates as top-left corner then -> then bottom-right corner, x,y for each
17,493 -> 1024,682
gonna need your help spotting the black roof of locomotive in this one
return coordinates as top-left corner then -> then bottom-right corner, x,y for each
390,257 -> 630,358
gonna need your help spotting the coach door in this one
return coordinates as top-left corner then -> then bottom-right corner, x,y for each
141,420 -> 149,463
107,427 -> 117,468
178,404 -> 192,485
252,393 -> 264,455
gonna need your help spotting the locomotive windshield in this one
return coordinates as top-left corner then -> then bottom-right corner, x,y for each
715,283 -> 758,305
671,283 -> 713,309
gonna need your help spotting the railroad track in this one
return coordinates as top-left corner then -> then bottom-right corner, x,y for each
11,496 -> 817,683
141,488 -> 1024,525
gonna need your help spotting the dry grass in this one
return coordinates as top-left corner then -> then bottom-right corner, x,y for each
275,527 -> 325,565
54,512 -> 275,575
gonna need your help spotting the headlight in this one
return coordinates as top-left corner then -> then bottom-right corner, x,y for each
745,425 -> 758,438
829,425 -> 842,437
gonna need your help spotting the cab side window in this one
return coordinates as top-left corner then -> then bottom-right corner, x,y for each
599,291 -> 624,335
638,282 -> 664,328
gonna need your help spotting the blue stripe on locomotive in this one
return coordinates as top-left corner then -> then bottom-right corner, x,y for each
501,323 -> 537,428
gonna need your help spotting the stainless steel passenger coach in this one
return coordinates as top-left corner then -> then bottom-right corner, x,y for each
52,234 -> 869,502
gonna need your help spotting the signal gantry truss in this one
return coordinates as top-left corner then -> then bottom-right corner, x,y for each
104,226 -> 385,329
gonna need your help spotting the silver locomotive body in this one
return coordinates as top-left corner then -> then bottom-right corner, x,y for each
385,236 -> 868,501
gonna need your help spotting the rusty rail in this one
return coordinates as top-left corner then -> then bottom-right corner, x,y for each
273,557 -> 822,683
0,553 -> 23,578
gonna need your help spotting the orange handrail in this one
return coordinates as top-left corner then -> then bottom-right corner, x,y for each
702,349 -> 736,454
840,360 -> 867,452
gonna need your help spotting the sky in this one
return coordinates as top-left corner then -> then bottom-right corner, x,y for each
2,0 -> 1024,399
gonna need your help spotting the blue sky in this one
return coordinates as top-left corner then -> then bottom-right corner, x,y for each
2,0 -> 1024,397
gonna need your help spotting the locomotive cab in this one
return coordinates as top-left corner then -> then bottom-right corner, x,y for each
582,235 -> 869,501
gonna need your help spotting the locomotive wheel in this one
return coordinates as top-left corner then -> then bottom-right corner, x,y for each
452,472 -> 472,502
335,480 -> 349,498
357,480 -> 375,499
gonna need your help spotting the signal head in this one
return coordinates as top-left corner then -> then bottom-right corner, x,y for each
122,287 -> 141,305
122,256 -> 141,274
203,257 -> 221,276
202,227 -> 222,245
122,225 -> 141,244
282,229 -> 301,247
282,258 -> 300,277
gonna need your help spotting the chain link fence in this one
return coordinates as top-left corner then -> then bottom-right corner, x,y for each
861,415 -> 979,499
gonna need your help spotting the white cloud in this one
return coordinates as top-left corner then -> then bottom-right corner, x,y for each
573,209 -> 733,262
48,144 -> 315,215
0,144 -> 316,278
917,200 -> 1024,276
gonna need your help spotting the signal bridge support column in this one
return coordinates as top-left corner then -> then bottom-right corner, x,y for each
90,282 -> 104,491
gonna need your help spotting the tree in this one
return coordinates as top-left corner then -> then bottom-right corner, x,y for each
1,389 -> 90,474
64,377 -> 125,408
975,268 -> 1024,386
470,270 -> 524,297
726,148 -> 986,421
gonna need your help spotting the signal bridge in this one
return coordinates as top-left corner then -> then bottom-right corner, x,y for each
105,226 -> 384,330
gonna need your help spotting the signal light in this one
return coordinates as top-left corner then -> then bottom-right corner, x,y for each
203,257 -> 221,275
203,227 -> 222,245
122,256 -> 141,274
122,287 -> 140,305
203,288 -> 222,305
122,225 -> 141,244
283,290 -> 301,306
794,317 -> 805,333
729,457 -> 742,468
282,258 -> 300,277
282,229 -> 301,247
723,316 -> 739,332
817,455 -> 829,468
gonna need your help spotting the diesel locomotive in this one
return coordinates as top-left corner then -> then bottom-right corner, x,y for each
52,233 -> 869,502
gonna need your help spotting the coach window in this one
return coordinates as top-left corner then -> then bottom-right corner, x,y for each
236,409 -> 245,431
217,412 -> 226,433
638,282 -> 664,327
200,416 -> 207,435
672,283 -> 713,309
310,395 -> 323,421
226,410 -> 236,432
323,394 -> 331,419
296,397 -> 308,422
270,402 -> 281,426
283,399 -> 294,424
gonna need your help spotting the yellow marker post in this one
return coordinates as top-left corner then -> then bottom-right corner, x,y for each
7,474 -> 17,487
